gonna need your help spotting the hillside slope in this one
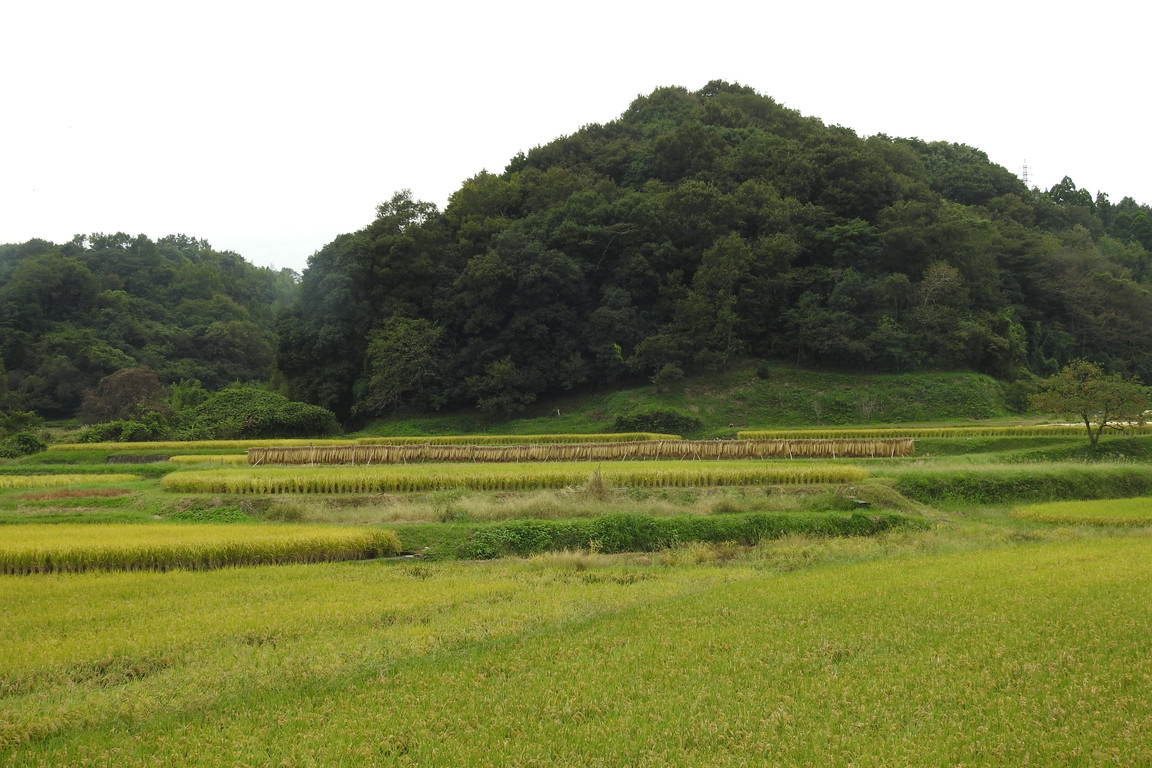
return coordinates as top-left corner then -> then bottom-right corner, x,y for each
354,364 -> 1014,438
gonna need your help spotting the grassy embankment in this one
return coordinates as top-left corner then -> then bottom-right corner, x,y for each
351,364 -> 1019,437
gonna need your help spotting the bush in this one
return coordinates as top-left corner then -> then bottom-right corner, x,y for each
180,386 -> 340,439
0,410 -> 43,437
77,413 -> 170,443
613,408 -> 702,436
0,431 -> 47,458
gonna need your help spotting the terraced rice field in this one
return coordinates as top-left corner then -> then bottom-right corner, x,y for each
0,524 -> 401,574
1012,497 -> 1152,526
4,536 -> 1151,765
161,461 -> 869,494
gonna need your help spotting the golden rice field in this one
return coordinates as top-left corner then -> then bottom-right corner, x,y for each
739,424 -> 1152,439
49,433 -> 679,452
0,474 -> 141,489
167,455 -> 249,465
0,524 -> 401,574
1011,497 -> 1152,526
160,461 -> 869,494
4,535 -> 1152,765
248,438 -> 913,465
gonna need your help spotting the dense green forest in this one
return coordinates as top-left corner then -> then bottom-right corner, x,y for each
0,234 -> 296,417
4,81 -> 1152,429
277,81 -> 1152,421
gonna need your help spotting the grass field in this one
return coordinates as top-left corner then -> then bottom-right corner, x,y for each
4,533 -> 1151,765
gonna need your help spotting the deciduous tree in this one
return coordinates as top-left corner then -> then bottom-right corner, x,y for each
1029,360 -> 1148,446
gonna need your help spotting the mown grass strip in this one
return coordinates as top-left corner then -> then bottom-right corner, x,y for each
49,433 -> 680,452
0,524 -> 401,574
160,461 -> 868,494
1011,498 -> 1152,526
462,511 -> 923,559
0,474 -> 141,489
740,424 -> 1152,439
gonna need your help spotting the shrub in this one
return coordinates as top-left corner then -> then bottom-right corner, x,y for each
614,408 -> 702,436
77,414 -> 171,443
0,410 -> 43,437
180,386 -> 340,439
0,431 -> 47,458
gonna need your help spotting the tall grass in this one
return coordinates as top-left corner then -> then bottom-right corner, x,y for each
0,524 -> 401,574
161,461 -> 869,494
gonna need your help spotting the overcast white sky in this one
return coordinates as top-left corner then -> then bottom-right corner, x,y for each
2,0 -> 1148,273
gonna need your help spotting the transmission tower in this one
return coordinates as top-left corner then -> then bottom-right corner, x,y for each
1022,159 -> 1031,188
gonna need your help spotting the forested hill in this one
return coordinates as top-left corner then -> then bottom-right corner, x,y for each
277,80 -> 1152,421
4,82 -> 1152,428
0,234 -> 296,417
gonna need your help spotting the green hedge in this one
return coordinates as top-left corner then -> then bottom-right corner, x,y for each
462,511 -> 922,559
613,408 -> 703,436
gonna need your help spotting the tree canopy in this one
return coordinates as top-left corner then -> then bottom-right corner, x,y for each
275,82 -> 1152,420
1029,360 -> 1149,446
0,234 -> 297,417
